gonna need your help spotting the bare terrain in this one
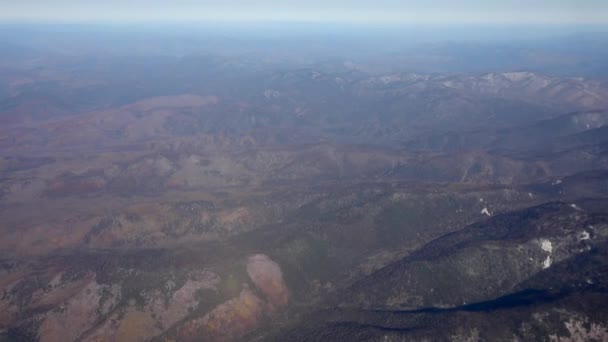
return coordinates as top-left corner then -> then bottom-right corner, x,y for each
1,26 -> 608,341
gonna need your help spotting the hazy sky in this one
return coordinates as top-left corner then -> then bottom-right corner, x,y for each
1,0 -> 607,24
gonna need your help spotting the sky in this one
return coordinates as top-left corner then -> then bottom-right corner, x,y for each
0,0 -> 607,25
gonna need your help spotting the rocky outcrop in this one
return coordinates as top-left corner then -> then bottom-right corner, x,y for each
178,287 -> 266,342
177,254 -> 289,341
246,254 -> 289,308
84,270 -> 219,342
38,277 -> 121,342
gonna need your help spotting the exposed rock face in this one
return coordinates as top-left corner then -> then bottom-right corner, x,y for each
176,254 -> 289,341
1,253 -> 289,342
148,277 -> 217,329
247,254 -> 289,307
84,271 -> 219,342
38,278 -> 121,342
550,317 -> 608,341
178,287 -> 266,342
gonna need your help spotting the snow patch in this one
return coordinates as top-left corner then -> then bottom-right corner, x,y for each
540,239 -> 553,253
580,231 -> 590,241
543,255 -> 552,269
481,208 -> 492,216
263,89 -> 280,99
570,203 -> 583,211
379,75 -> 401,84
540,239 -> 553,269
503,71 -> 534,82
